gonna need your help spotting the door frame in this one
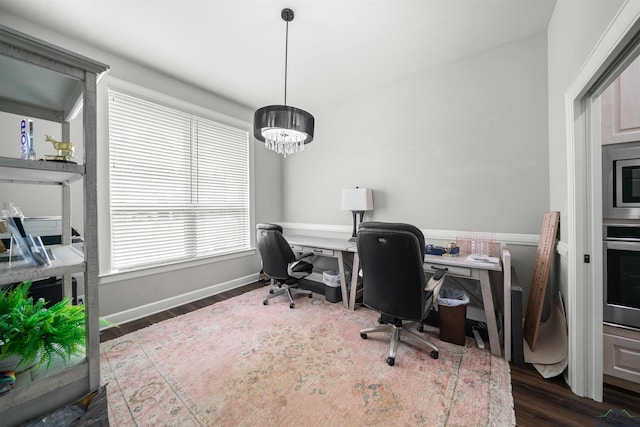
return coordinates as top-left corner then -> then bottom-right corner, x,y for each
566,1 -> 640,401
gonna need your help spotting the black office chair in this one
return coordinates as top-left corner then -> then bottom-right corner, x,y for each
357,222 -> 444,366
256,223 -> 314,309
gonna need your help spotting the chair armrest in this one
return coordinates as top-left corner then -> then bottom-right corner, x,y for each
296,252 -> 315,261
425,269 -> 447,303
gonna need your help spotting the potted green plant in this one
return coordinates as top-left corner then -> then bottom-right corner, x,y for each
0,281 -> 86,372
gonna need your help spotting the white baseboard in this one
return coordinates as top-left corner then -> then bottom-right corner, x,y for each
102,273 -> 260,327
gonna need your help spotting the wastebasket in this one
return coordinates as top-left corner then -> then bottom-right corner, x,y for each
437,288 -> 470,346
323,270 -> 342,303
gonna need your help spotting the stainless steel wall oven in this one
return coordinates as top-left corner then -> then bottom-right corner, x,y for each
603,141 -> 640,219
603,223 -> 640,329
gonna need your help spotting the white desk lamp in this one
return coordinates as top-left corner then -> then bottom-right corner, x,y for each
341,188 -> 373,242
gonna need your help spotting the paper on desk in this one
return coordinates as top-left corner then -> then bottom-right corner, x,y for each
465,255 -> 500,265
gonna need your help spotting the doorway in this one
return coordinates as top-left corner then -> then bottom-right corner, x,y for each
567,3 -> 640,401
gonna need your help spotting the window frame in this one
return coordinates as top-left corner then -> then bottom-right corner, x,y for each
99,77 -> 255,278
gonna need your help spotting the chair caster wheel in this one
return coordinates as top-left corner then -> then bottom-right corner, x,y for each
430,351 -> 439,359
269,289 -> 275,294
378,317 -> 385,324
417,325 -> 424,332
263,300 -> 269,305
290,303 -> 295,309
386,357 -> 395,366
360,333 -> 368,339
308,293 -> 313,298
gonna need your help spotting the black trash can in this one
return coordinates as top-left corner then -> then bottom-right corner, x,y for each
437,288 -> 470,346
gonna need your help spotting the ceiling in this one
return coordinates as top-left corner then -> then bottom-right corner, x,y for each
0,0 -> 557,111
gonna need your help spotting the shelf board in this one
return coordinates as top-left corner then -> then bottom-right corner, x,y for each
0,157 -> 83,184
0,244 -> 85,285
0,24 -> 108,122
0,359 -> 88,412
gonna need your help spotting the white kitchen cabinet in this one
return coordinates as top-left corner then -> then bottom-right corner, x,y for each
602,55 -> 640,145
603,324 -> 640,393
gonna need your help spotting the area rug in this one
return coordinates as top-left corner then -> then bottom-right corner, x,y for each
101,287 -> 515,426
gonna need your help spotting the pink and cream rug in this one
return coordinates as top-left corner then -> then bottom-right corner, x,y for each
101,287 -> 515,426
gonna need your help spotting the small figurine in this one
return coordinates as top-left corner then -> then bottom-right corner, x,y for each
44,135 -> 76,162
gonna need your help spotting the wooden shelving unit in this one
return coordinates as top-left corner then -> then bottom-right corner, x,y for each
0,24 -> 108,425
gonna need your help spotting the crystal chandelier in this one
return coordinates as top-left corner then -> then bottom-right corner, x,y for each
253,8 -> 314,157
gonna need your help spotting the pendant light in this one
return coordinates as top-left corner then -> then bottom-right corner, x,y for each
253,8 -> 314,157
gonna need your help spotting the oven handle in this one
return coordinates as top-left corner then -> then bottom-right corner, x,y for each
604,240 -> 640,250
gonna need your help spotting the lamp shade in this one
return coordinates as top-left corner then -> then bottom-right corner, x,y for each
341,188 -> 373,211
254,105 -> 315,157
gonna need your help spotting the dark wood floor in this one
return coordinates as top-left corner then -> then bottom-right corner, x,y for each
100,281 -> 640,426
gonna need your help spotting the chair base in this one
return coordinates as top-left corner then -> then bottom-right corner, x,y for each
360,321 -> 439,366
263,281 -> 313,309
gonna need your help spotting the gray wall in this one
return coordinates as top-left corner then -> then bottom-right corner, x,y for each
281,31 -> 549,309
283,32 -> 549,235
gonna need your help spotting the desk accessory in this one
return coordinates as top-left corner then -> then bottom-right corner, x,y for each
425,243 -> 459,256
456,230 -> 495,257
341,187 -> 373,241
425,244 -> 445,256
444,242 -> 459,256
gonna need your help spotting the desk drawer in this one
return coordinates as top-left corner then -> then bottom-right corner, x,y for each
424,262 -> 472,278
304,246 -> 335,257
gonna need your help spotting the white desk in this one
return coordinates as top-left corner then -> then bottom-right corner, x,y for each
286,234 -> 508,359
285,235 -> 357,309
349,251 -> 506,357
423,253 -> 504,357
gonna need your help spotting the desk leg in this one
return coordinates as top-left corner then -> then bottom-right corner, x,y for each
479,269 -> 502,357
349,252 -> 360,311
336,251 -> 349,309
504,275 -> 511,362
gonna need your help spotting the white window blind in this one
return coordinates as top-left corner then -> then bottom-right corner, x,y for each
108,89 -> 250,272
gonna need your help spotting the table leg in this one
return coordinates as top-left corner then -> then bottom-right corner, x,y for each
479,269 -> 502,357
349,252 -> 360,310
504,273 -> 511,362
336,251 -> 349,309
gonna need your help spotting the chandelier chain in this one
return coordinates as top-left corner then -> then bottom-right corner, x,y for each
284,20 -> 289,105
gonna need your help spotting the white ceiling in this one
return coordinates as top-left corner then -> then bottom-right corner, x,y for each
0,0 -> 557,111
